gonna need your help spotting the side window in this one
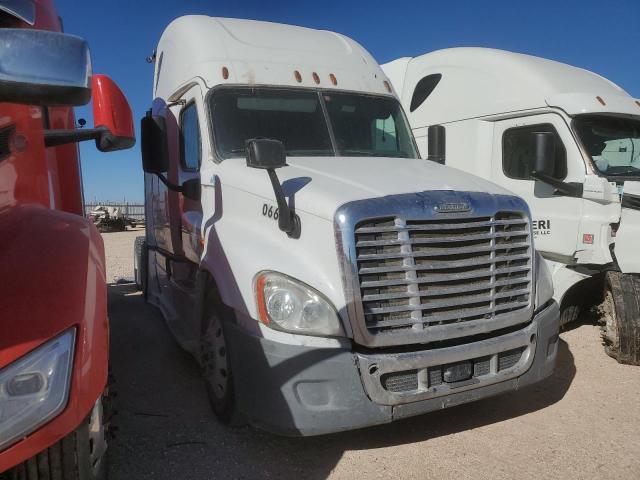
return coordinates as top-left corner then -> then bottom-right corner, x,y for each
180,102 -> 201,171
410,73 -> 442,112
502,124 -> 567,180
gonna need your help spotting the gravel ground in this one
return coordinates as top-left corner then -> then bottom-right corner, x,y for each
103,230 -> 640,480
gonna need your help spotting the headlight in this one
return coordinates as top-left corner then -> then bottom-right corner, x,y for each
254,272 -> 345,337
0,329 -> 75,451
534,251 -> 554,311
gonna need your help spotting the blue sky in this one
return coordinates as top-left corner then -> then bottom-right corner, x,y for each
56,0 -> 640,202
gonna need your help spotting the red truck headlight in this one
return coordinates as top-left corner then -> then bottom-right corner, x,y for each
0,328 -> 75,452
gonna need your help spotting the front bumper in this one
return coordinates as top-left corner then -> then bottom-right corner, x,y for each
228,301 -> 559,436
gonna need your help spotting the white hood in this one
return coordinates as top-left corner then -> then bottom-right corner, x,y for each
216,156 -> 516,220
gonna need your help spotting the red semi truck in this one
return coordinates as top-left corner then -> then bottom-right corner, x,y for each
0,1 -> 134,478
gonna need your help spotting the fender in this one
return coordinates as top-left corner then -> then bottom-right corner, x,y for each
0,204 -> 108,471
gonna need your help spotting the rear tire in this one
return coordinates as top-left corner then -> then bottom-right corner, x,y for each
600,272 -> 640,365
200,290 -> 237,423
133,236 -> 147,298
6,398 -> 108,480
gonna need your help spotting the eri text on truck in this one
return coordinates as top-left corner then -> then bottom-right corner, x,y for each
0,1 -> 135,477
383,48 -> 640,365
134,16 -> 560,436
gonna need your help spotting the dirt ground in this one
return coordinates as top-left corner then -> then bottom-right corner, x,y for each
103,229 -> 640,480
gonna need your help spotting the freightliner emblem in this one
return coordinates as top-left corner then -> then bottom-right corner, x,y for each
434,201 -> 471,214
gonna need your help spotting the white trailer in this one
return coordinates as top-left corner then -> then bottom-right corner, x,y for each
383,48 -> 640,364
135,18 -> 559,435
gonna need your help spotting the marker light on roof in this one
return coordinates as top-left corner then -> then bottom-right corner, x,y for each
294,70 -> 302,83
596,96 -> 606,106
312,72 -> 320,84
222,67 -> 229,80
635,100 -> 640,108
329,73 -> 337,86
384,80 -> 392,93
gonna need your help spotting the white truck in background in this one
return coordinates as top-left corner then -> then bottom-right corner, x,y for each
383,48 -> 640,365
134,17 -> 559,436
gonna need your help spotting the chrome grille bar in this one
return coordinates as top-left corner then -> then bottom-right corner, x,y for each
335,191 -> 534,348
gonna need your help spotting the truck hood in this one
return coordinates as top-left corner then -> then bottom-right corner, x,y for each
217,156 -> 515,221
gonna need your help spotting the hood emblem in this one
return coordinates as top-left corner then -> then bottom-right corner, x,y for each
435,201 -> 471,214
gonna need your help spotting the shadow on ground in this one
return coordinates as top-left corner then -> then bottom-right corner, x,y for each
107,283 -> 575,480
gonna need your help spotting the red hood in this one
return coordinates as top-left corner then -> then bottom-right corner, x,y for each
0,204 -> 106,368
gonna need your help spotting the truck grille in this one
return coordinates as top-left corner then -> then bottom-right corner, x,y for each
355,213 -> 532,337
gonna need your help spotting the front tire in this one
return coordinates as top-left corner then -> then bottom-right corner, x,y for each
6,398 -> 108,480
601,272 -> 640,365
200,293 -> 236,423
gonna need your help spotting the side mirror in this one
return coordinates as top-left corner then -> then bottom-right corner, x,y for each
532,131 -> 556,177
427,125 -> 445,164
246,138 -> 287,170
0,29 -> 91,106
92,75 -> 135,152
141,111 -> 169,174
530,131 -> 583,197
246,138 -> 300,238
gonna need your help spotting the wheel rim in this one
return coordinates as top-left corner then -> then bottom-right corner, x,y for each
602,288 -> 619,350
88,398 -> 107,476
202,313 -> 229,400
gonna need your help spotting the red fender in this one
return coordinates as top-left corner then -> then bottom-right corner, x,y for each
0,205 -> 108,471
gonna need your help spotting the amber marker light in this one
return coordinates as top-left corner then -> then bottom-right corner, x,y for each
312,72 -> 320,84
222,66 -> 229,79
255,274 -> 270,325
329,73 -> 337,86
596,96 -> 606,106
294,70 -> 302,83
384,80 -> 392,93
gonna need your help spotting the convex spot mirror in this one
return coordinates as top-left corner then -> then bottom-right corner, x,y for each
245,138 -> 301,238
246,138 -> 287,170
0,28 -> 92,106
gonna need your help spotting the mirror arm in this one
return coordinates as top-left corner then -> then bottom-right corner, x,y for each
155,172 -> 182,192
44,127 -> 104,147
266,168 -> 301,238
154,174 -> 201,201
531,171 -> 584,197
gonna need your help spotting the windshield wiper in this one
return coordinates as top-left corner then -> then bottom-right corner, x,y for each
339,150 -> 407,158
608,167 -> 640,176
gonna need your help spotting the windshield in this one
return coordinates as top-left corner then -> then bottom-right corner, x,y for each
208,87 -> 418,160
573,115 -> 640,176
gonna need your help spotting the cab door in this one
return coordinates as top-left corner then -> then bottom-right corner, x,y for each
160,83 -> 206,349
173,87 -> 205,264
491,113 -> 585,259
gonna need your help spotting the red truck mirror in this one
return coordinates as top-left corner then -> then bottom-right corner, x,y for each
0,28 -> 91,106
44,74 -> 135,152
92,74 -> 135,152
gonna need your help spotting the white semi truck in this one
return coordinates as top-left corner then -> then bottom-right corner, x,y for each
134,17 -> 559,435
383,48 -> 640,365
